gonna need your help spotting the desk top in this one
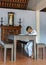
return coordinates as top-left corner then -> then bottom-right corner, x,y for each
14,33 -> 36,41
19,33 -> 37,35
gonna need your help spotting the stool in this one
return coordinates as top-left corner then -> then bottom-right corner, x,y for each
4,43 -> 13,63
37,43 -> 45,59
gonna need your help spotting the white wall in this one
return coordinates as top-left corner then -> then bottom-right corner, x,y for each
40,12 -> 46,44
0,8 -> 36,34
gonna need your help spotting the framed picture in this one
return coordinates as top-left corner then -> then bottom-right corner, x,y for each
8,12 -> 14,26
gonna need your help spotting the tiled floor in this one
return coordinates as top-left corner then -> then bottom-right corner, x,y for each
0,48 -> 46,65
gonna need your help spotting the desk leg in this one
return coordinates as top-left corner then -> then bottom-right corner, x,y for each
14,39 -> 16,62
34,38 -> 36,60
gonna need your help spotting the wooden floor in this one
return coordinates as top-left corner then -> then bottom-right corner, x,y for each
0,48 -> 46,65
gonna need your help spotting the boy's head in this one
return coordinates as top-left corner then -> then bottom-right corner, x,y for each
26,26 -> 33,33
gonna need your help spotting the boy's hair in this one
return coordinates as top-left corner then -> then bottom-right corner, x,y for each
26,26 -> 32,31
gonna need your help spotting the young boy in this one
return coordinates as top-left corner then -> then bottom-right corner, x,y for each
19,26 -> 36,57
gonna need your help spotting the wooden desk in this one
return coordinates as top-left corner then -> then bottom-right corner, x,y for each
14,34 -> 36,61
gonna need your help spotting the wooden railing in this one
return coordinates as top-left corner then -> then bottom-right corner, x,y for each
0,0 -> 29,9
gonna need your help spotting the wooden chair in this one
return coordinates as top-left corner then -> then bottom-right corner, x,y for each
0,41 -> 13,63
36,43 -> 45,59
4,43 -> 13,63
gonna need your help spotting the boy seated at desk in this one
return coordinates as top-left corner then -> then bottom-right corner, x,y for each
19,26 -> 36,57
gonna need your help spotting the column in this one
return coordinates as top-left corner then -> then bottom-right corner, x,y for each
36,10 -> 40,43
